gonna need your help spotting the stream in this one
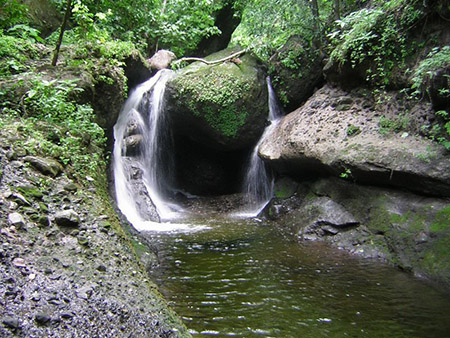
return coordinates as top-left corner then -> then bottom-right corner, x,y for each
145,217 -> 450,337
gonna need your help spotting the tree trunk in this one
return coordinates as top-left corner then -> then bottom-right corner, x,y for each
334,0 -> 341,20
309,0 -> 322,46
52,0 -> 72,66
154,0 -> 168,54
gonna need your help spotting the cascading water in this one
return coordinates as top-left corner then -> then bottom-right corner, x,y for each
238,77 -> 283,217
113,70 -> 191,231
114,70 -> 283,229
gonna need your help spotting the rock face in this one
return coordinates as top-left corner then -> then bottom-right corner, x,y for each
166,48 -> 269,151
268,177 -> 450,286
259,85 -> 450,197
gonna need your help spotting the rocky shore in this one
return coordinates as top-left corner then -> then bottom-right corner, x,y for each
0,125 -> 189,337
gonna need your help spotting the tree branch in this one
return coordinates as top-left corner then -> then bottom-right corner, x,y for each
173,49 -> 246,67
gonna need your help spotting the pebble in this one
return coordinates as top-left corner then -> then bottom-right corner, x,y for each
2,316 -> 20,329
12,257 -> 26,268
54,209 -> 81,227
35,313 -> 51,325
8,212 -> 25,228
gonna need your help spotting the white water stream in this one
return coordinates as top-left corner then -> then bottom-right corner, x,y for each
113,71 -> 282,230
237,77 -> 283,217
113,70 -> 202,232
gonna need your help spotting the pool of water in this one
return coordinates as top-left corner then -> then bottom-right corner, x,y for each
146,218 -> 450,337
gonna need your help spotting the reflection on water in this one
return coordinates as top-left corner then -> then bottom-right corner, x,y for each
146,218 -> 450,337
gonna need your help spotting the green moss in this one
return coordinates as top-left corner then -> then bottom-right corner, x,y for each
422,235 -> 450,279
17,186 -> 43,200
429,205 -> 450,233
174,65 -> 252,138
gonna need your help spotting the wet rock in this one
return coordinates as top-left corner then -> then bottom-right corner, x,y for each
125,118 -> 141,137
24,156 -> 63,177
8,212 -> 25,228
124,134 -> 143,156
166,47 -> 268,151
54,210 -> 81,227
287,196 -> 360,239
259,85 -> 450,197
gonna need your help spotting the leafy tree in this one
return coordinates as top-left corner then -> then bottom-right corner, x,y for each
0,0 -> 29,30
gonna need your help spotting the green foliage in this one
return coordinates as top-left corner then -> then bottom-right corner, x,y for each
0,29 -> 40,75
7,24 -> 43,43
378,114 -> 410,135
0,77 -> 106,182
78,0 -> 230,56
153,0 -> 221,56
339,168 -> 353,180
231,0 -> 314,62
411,46 -> 450,97
328,8 -> 382,66
423,110 -> 450,151
346,124 -> 361,136
328,0 -> 424,87
0,0 -> 29,29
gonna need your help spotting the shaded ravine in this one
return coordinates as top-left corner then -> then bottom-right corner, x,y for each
112,71 -> 450,337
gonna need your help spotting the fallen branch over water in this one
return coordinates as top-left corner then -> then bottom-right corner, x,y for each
172,50 -> 246,67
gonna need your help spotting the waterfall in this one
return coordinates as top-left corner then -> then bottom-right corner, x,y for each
238,77 -> 283,217
113,70 -> 188,231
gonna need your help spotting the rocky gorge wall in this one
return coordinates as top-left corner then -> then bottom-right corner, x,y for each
259,70 -> 450,288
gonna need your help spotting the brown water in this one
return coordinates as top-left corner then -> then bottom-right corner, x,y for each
147,218 -> 450,337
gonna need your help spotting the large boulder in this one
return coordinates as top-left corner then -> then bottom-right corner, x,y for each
269,35 -> 324,112
166,48 -> 269,151
259,85 -> 450,197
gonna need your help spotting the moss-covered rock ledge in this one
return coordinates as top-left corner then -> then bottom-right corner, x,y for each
166,47 -> 268,151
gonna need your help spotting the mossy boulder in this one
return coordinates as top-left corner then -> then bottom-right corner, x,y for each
269,35 -> 324,112
166,48 -> 268,150
271,177 -> 450,286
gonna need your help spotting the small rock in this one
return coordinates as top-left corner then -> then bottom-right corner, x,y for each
64,182 -> 78,192
24,156 -> 63,177
12,257 -> 26,268
2,317 -> 20,329
38,215 -> 50,226
60,312 -> 73,320
35,313 -> 51,325
97,264 -> 107,272
148,49 -> 176,70
124,134 -> 144,156
8,212 -> 25,228
54,209 -> 80,227
10,192 -> 31,206
77,237 -> 89,246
